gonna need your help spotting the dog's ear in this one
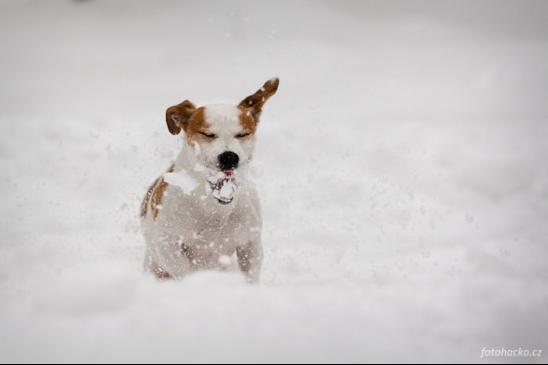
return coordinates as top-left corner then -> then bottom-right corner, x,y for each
238,78 -> 279,118
166,100 -> 197,135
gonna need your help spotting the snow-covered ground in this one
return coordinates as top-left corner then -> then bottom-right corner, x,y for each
1,0 -> 547,363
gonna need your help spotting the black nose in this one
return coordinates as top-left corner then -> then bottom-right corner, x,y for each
218,151 -> 240,171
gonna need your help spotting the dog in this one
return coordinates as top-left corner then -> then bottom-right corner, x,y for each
140,78 -> 279,283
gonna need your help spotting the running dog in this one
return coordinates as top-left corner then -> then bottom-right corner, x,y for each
141,78 -> 279,283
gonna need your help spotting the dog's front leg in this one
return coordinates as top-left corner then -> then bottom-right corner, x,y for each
236,241 -> 263,284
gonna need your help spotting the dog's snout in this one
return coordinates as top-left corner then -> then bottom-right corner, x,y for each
218,151 -> 240,171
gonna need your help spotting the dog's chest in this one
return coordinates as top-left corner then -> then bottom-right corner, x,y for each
160,183 -> 261,255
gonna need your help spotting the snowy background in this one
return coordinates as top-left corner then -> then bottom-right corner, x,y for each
1,0 -> 548,363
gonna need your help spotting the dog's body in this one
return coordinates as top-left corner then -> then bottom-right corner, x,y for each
141,79 -> 279,283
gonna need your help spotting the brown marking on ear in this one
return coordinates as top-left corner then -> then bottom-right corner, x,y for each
238,106 -> 258,133
184,107 -> 211,142
166,100 -> 197,135
238,78 -> 280,120
140,164 -> 175,219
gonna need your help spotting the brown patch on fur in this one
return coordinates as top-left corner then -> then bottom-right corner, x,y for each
150,180 -> 168,220
184,107 -> 211,142
238,106 -> 258,133
140,164 -> 175,220
140,176 -> 160,218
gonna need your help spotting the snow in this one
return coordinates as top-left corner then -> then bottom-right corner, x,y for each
216,178 -> 237,201
1,0 -> 548,363
204,104 -> 241,129
205,170 -> 240,204
163,170 -> 199,195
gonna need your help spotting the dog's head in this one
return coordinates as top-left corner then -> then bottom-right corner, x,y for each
165,78 -> 279,205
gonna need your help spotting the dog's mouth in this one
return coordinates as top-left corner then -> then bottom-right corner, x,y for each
207,170 -> 238,205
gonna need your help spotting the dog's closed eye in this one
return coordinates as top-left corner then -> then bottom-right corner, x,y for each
199,131 -> 217,139
235,132 -> 252,139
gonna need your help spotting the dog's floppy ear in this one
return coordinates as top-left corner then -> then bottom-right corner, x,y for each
239,78 -> 279,118
166,100 -> 197,135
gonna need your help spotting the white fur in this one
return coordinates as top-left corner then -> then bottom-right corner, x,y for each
191,104 -> 256,171
141,105 -> 263,283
